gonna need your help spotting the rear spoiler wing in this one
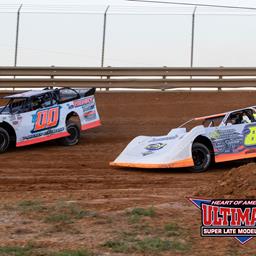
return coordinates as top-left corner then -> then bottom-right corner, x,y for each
75,88 -> 96,98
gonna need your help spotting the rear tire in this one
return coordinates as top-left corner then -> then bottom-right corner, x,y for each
60,121 -> 80,146
190,143 -> 211,172
0,127 -> 10,153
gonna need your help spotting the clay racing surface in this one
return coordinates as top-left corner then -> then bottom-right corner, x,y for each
0,92 -> 256,255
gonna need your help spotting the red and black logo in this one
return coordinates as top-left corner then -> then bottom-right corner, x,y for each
190,198 -> 256,244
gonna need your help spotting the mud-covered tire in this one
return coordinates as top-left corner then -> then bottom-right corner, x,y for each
0,127 -> 10,153
190,143 -> 211,173
60,121 -> 80,146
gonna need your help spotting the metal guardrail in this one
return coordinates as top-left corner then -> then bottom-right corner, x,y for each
1,66 -> 256,89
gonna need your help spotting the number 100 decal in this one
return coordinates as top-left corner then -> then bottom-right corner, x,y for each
32,107 -> 60,133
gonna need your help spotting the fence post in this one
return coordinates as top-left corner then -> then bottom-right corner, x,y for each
101,5 -> 110,68
14,4 -> 23,67
13,4 -> 23,91
190,6 -> 197,68
189,6 -> 197,91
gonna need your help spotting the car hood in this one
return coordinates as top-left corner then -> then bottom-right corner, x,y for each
110,127 -> 201,168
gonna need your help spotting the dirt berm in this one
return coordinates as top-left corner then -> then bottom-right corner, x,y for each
197,162 -> 256,198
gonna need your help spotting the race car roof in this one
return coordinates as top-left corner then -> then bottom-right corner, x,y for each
4,89 -> 54,99
194,112 -> 226,121
194,106 -> 256,121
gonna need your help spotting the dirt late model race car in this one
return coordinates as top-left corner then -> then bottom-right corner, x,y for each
111,107 -> 256,172
0,87 -> 100,152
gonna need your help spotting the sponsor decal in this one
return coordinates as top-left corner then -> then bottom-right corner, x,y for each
73,97 -> 94,107
210,129 -> 244,154
190,198 -> 256,244
243,124 -> 256,147
23,127 -> 64,141
84,110 -> 96,121
82,104 -> 95,112
145,143 -> 167,151
209,130 -> 221,140
142,151 -> 154,156
149,135 -> 178,143
32,106 -> 60,133
67,103 -> 74,110
210,125 -> 256,155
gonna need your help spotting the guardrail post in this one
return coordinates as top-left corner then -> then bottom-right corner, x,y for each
161,76 -> 166,91
50,65 -> 55,89
106,75 -> 110,91
162,66 -> 167,91
218,75 -> 222,91
218,66 -> 223,91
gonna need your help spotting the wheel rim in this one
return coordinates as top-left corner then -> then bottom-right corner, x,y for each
0,133 -> 6,150
192,148 -> 208,168
67,126 -> 78,142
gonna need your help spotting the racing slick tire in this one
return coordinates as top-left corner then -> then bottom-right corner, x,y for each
190,143 -> 211,172
60,121 -> 80,146
0,127 -> 10,153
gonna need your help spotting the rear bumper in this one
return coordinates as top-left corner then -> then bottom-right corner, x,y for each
81,120 -> 101,130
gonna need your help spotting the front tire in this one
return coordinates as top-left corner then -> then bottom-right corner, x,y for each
60,121 -> 80,146
0,128 -> 10,153
190,143 -> 211,172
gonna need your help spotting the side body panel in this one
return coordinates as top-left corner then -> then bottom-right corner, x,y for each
70,95 -> 101,131
205,122 -> 256,163
15,105 -> 67,147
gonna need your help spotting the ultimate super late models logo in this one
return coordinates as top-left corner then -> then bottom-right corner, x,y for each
190,198 -> 256,244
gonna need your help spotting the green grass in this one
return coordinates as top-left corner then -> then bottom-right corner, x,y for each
44,202 -> 95,224
103,236 -> 189,254
103,240 -> 130,253
0,246 -> 32,256
14,200 -> 96,224
134,237 -> 172,252
170,240 -> 190,251
164,223 -> 182,237
17,200 -> 44,212
51,249 -> 93,256
0,246 -> 93,256
128,207 -> 156,223
133,223 -> 157,235
66,204 -> 95,219
0,243 -> 36,256
130,207 -> 155,217
44,213 -> 72,224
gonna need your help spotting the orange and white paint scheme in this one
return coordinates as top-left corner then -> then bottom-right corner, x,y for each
110,106 -> 256,170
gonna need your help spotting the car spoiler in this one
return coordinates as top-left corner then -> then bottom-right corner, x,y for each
75,88 -> 96,98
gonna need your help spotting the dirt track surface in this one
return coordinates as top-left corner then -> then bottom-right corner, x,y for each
0,92 -> 256,255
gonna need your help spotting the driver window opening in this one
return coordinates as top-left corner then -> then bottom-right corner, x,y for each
226,109 -> 256,125
202,117 -> 224,128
